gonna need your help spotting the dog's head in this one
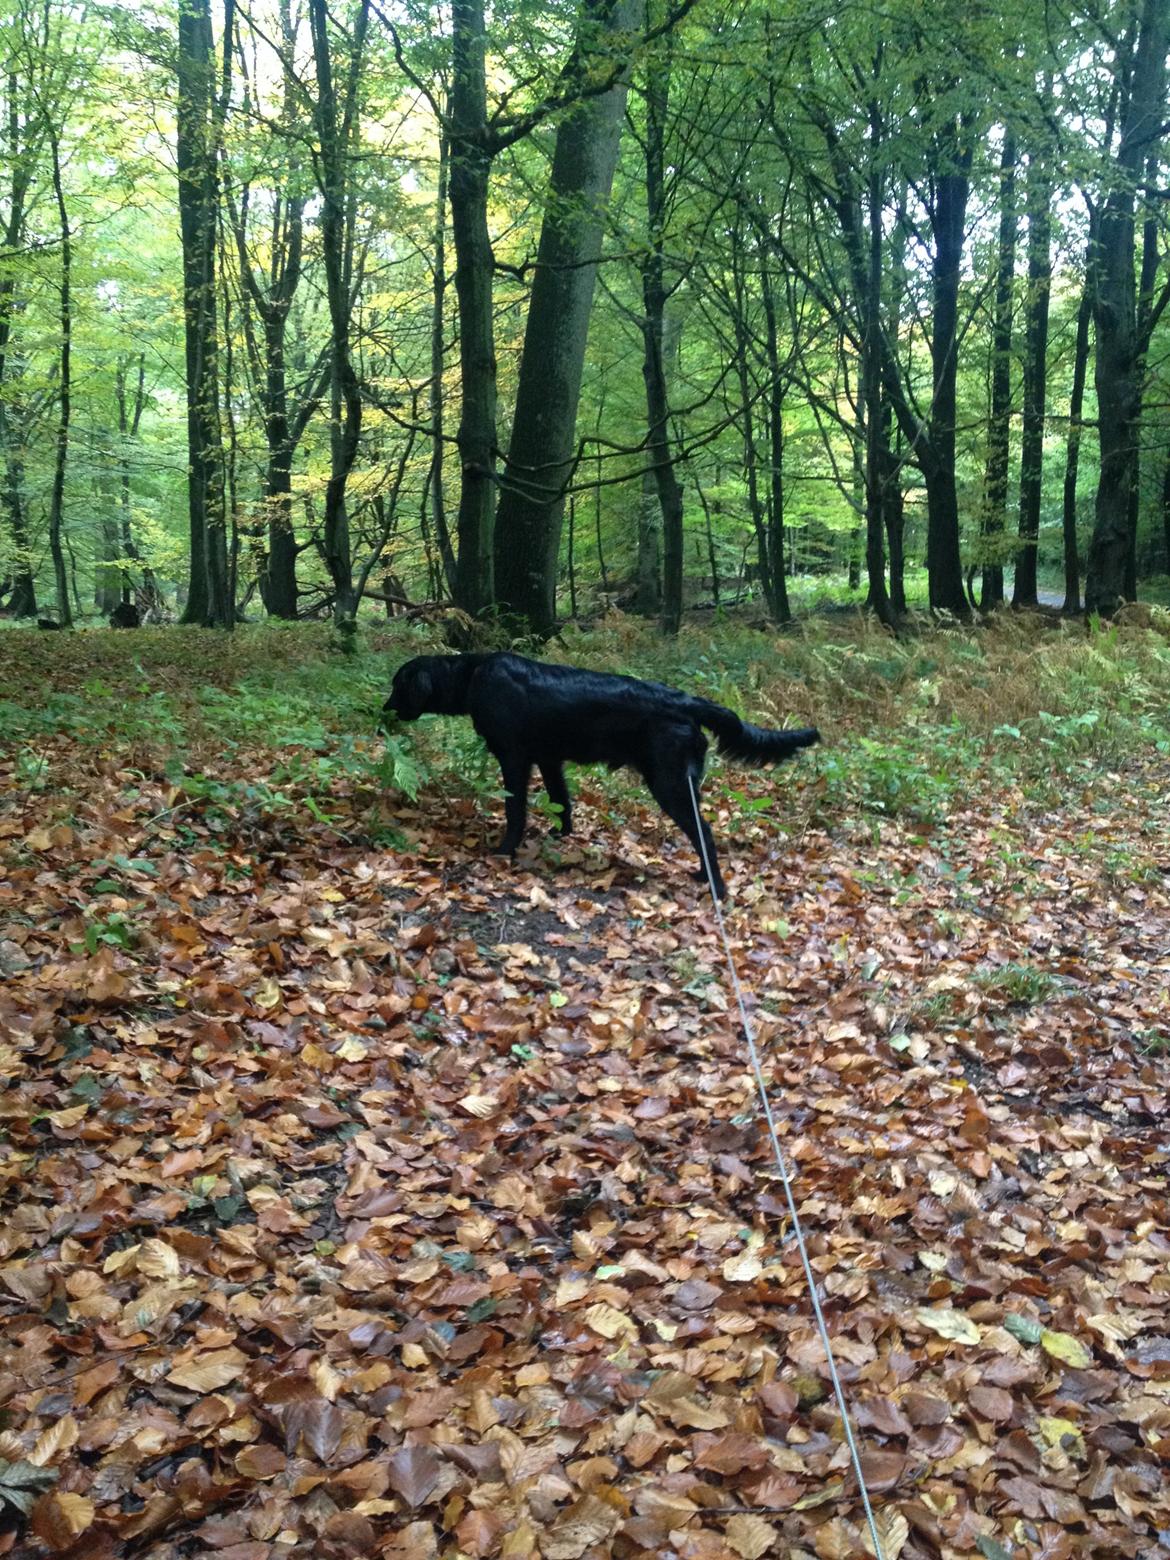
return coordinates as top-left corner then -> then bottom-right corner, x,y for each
383,654 -> 478,725
382,657 -> 437,726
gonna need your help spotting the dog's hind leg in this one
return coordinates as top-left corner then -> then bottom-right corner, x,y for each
643,731 -> 726,898
539,762 -> 572,836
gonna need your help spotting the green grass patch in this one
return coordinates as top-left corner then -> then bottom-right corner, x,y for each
2,613 -> 1169,848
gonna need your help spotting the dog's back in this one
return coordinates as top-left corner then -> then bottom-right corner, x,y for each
470,655 -> 685,768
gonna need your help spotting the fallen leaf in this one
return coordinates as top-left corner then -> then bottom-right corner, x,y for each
28,1417 -> 79,1468
725,1512 -> 778,1559
166,1346 -> 248,1392
30,1491 -> 95,1550
1040,1329 -> 1092,1369
722,1248 -> 763,1283
542,1492 -> 622,1560
386,1446 -> 442,1508
916,1307 -> 981,1345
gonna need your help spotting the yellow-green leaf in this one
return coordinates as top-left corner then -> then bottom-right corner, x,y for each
1040,1329 -> 1092,1368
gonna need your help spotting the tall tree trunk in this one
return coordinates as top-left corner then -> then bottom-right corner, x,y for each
594,438 -> 609,595
1125,170 -> 1160,600
0,63 -> 35,618
1060,286 -> 1091,613
881,409 -> 906,615
1086,0 -> 1170,615
924,118 -> 973,616
309,0 -> 368,626
760,262 -> 791,623
981,129 -> 1017,610
176,0 -> 230,626
728,241 -> 770,613
494,0 -> 637,636
429,126 -> 457,597
640,28 -> 685,636
243,215 -> 306,623
0,403 -> 34,617
46,125 -> 72,626
229,1 -> 313,620
115,355 -> 162,610
96,513 -> 122,614
1014,143 -> 1052,607
861,140 -> 892,626
635,457 -> 664,615
449,0 -> 497,617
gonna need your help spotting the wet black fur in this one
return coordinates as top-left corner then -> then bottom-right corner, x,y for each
382,652 -> 819,897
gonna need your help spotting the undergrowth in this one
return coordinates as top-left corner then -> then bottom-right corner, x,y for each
2,613 -> 1169,848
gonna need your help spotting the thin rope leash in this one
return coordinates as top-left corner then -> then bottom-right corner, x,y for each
687,774 -> 887,1560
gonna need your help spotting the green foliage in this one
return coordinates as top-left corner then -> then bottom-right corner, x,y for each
4,615 -> 1170,862
973,962 -> 1062,1006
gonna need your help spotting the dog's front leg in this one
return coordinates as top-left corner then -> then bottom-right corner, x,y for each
496,757 -> 532,856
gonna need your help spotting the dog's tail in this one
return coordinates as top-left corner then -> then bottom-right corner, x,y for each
692,700 -> 820,766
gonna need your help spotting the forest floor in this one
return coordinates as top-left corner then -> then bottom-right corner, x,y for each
1,614 -> 1169,1560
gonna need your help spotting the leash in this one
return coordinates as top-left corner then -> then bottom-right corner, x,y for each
686,774 -> 887,1560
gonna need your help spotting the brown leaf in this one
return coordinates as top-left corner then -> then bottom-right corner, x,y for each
30,1492 -> 95,1551
234,1443 -> 287,1480
284,1399 -> 345,1463
725,1512 -> 778,1559
863,1509 -> 911,1559
857,1449 -> 908,1492
813,1517 -> 863,1559
674,1278 -> 722,1311
900,1390 -> 950,1425
661,1395 -> 731,1431
969,1384 -> 1013,1423
455,1509 -> 501,1557
28,1417 -> 79,1469
385,1446 -> 442,1508
757,1380 -> 798,1420
692,1432 -> 771,1475
166,1346 -> 248,1393
541,1492 -> 623,1560
855,1395 -> 913,1437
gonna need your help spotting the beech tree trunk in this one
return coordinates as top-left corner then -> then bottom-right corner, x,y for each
728,238 -> 770,613
494,0 -> 636,635
760,262 -> 791,623
981,130 -> 1016,610
862,165 -> 892,626
1014,144 -> 1052,607
923,120 -> 973,616
310,0 -> 368,626
0,49 -> 36,619
176,0 -> 230,626
429,128 -> 457,596
46,130 -> 72,623
449,0 -> 497,617
1085,0 -> 1170,615
1060,287 -> 1091,613
639,30 -> 686,636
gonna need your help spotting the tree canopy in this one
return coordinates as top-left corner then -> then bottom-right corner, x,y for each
2,0 -> 1170,630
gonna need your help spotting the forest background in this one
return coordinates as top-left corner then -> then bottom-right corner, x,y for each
4,3 -> 1170,1555
4,0 -> 1170,635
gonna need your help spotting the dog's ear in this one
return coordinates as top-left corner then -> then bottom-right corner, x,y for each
408,663 -> 433,706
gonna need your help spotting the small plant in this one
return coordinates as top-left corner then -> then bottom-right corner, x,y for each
73,911 -> 138,956
1101,844 -> 1163,885
974,962 -> 1061,1006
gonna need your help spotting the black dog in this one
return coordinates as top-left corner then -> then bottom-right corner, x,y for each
382,652 -> 819,897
